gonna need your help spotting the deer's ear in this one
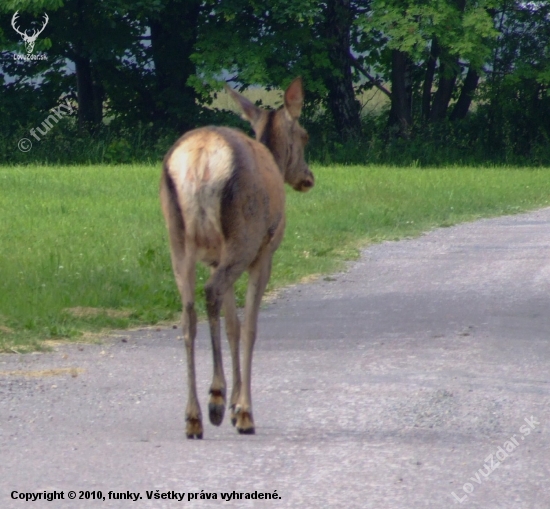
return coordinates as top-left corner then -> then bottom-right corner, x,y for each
225,85 -> 262,127
284,77 -> 304,120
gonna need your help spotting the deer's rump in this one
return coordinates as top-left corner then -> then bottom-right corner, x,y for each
163,126 -> 285,267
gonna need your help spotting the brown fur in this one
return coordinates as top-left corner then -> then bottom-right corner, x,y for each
160,77 -> 314,438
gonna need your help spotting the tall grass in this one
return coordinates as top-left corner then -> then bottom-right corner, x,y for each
1,164 -> 550,351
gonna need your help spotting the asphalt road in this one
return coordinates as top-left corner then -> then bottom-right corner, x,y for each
2,208 -> 550,509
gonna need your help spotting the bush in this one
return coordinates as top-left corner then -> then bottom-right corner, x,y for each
2,101 -> 550,167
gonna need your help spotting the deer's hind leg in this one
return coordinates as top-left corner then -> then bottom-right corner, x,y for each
172,246 -> 202,438
161,179 -> 203,439
169,245 -> 202,438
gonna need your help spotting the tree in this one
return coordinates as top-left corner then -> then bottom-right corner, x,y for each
321,0 -> 362,139
1,0 -> 549,163
369,0 -> 496,135
191,0 -> 366,141
1,0 -> 203,134
50,0 -> 138,131
482,1 -> 550,155
148,0 -> 201,132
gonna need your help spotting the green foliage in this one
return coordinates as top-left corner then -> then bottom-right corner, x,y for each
0,0 -> 549,165
370,0 -> 496,66
0,0 -> 64,13
2,95 -> 550,167
190,0 -> 328,101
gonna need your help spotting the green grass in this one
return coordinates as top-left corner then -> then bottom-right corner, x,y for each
1,164 -> 550,352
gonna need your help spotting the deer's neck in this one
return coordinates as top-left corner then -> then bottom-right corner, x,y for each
258,110 -> 287,176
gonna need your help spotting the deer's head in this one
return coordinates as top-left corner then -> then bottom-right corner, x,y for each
226,78 -> 314,193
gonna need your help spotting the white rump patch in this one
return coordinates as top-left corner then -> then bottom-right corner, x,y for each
167,131 -> 235,260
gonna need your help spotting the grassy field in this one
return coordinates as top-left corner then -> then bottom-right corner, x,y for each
1,164 -> 550,352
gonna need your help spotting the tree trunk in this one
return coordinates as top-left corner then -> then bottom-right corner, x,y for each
322,0 -> 361,140
429,58 -> 458,122
421,38 -> 440,121
388,49 -> 413,137
150,0 -> 201,133
74,54 -> 102,132
428,0 -> 466,123
449,67 -> 479,121
70,0 -> 103,133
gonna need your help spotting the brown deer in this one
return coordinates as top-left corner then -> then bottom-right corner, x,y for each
160,78 -> 314,438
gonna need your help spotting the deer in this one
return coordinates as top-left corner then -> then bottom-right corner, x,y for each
160,77 -> 314,438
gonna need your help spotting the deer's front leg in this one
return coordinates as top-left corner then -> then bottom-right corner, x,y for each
205,261 -> 247,427
235,253 -> 272,435
205,277 -> 227,427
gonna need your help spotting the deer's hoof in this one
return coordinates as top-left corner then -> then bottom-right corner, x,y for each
208,389 -> 226,426
208,402 -> 225,426
235,409 -> 255,435
185,416 -> 203,439
238,426 -> 255,435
